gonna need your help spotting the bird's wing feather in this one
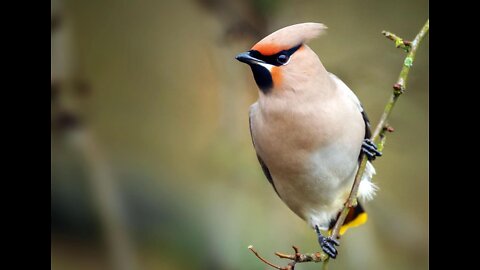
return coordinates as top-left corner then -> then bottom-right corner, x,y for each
328,73 -> 377,201
360,109 -> 372,140
328,73 -> 372,140
249,108 -> 279,194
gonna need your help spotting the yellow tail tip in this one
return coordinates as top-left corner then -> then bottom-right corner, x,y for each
329,212 -> 368,236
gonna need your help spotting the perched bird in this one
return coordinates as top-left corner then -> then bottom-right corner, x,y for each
235,23 -> 381,258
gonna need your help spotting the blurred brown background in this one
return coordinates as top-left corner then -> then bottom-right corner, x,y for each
51,0 -> 428,269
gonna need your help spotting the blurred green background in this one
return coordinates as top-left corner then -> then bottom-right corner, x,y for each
51,0 -> 428,269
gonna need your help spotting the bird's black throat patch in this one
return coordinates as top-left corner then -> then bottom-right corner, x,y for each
240,44 -> 302,94
250,65 -> 273,93
247,44 -> 302,94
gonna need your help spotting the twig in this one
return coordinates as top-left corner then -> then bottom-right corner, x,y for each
248,19 -> 429,269
382,31 -> 412,52
274,245 -> 328,263
248,245 -> 328,270
248,245 -> 284,269
330,19 -> 429,241
373,20 -> 430,138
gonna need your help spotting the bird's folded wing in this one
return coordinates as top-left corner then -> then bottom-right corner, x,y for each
249,109 -> 279,195
329,73 -> 378,201
329,72 -> 372,141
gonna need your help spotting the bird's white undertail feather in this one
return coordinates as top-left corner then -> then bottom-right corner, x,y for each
358,161 -> 378,201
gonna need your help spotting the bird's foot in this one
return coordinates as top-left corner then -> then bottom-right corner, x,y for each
318,234 -> 339,259
315,226 -> 339,259
362,139 -> 382,160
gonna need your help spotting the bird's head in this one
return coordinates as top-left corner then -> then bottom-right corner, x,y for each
236,22 -> 328,95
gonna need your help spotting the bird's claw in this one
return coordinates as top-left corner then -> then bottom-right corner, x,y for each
318,235 -> 339,259
362,139 -> 382,160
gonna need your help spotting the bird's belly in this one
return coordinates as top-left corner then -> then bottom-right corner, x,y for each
268,144 -> 359,228
250,98 -> 365,228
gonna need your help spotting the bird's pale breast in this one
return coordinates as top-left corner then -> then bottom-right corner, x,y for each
250,90 -> 365,228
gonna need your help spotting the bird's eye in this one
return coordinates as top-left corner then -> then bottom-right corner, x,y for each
277,54 -> 289,65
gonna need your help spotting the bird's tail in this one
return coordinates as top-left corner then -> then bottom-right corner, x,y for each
328,202 -> 367,236
358,161 -> 378,201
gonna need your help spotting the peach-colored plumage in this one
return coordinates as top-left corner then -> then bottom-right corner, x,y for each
236,23 -> 378,258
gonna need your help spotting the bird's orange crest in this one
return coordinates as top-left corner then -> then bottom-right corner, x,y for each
251,43 -> 283,56
251,22 -> 327,55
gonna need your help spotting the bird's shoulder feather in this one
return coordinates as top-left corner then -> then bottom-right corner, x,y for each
249,105 -> 279,194
328,72 -> 372,139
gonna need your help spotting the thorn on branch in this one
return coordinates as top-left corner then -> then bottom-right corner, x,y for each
378,124 -> 394,151
393,83 -> 404,95
382,31 -> 411,52
384,125 -> 395,133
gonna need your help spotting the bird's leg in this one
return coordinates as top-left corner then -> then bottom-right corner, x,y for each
315,225 -> 339,259
362,139 -> 382,160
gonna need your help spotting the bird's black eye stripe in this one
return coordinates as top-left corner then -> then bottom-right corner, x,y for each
249,44 -> 302,66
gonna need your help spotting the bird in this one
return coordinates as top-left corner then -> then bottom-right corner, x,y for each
235,22 -> 381,259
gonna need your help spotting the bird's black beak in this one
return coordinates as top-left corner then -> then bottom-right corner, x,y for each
235,51 -> 264,65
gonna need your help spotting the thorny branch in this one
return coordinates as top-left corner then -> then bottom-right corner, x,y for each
248,19 -> 429,269
328,18 -> 429,242
381,31 -> 412,52
248,245 -> 328,270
